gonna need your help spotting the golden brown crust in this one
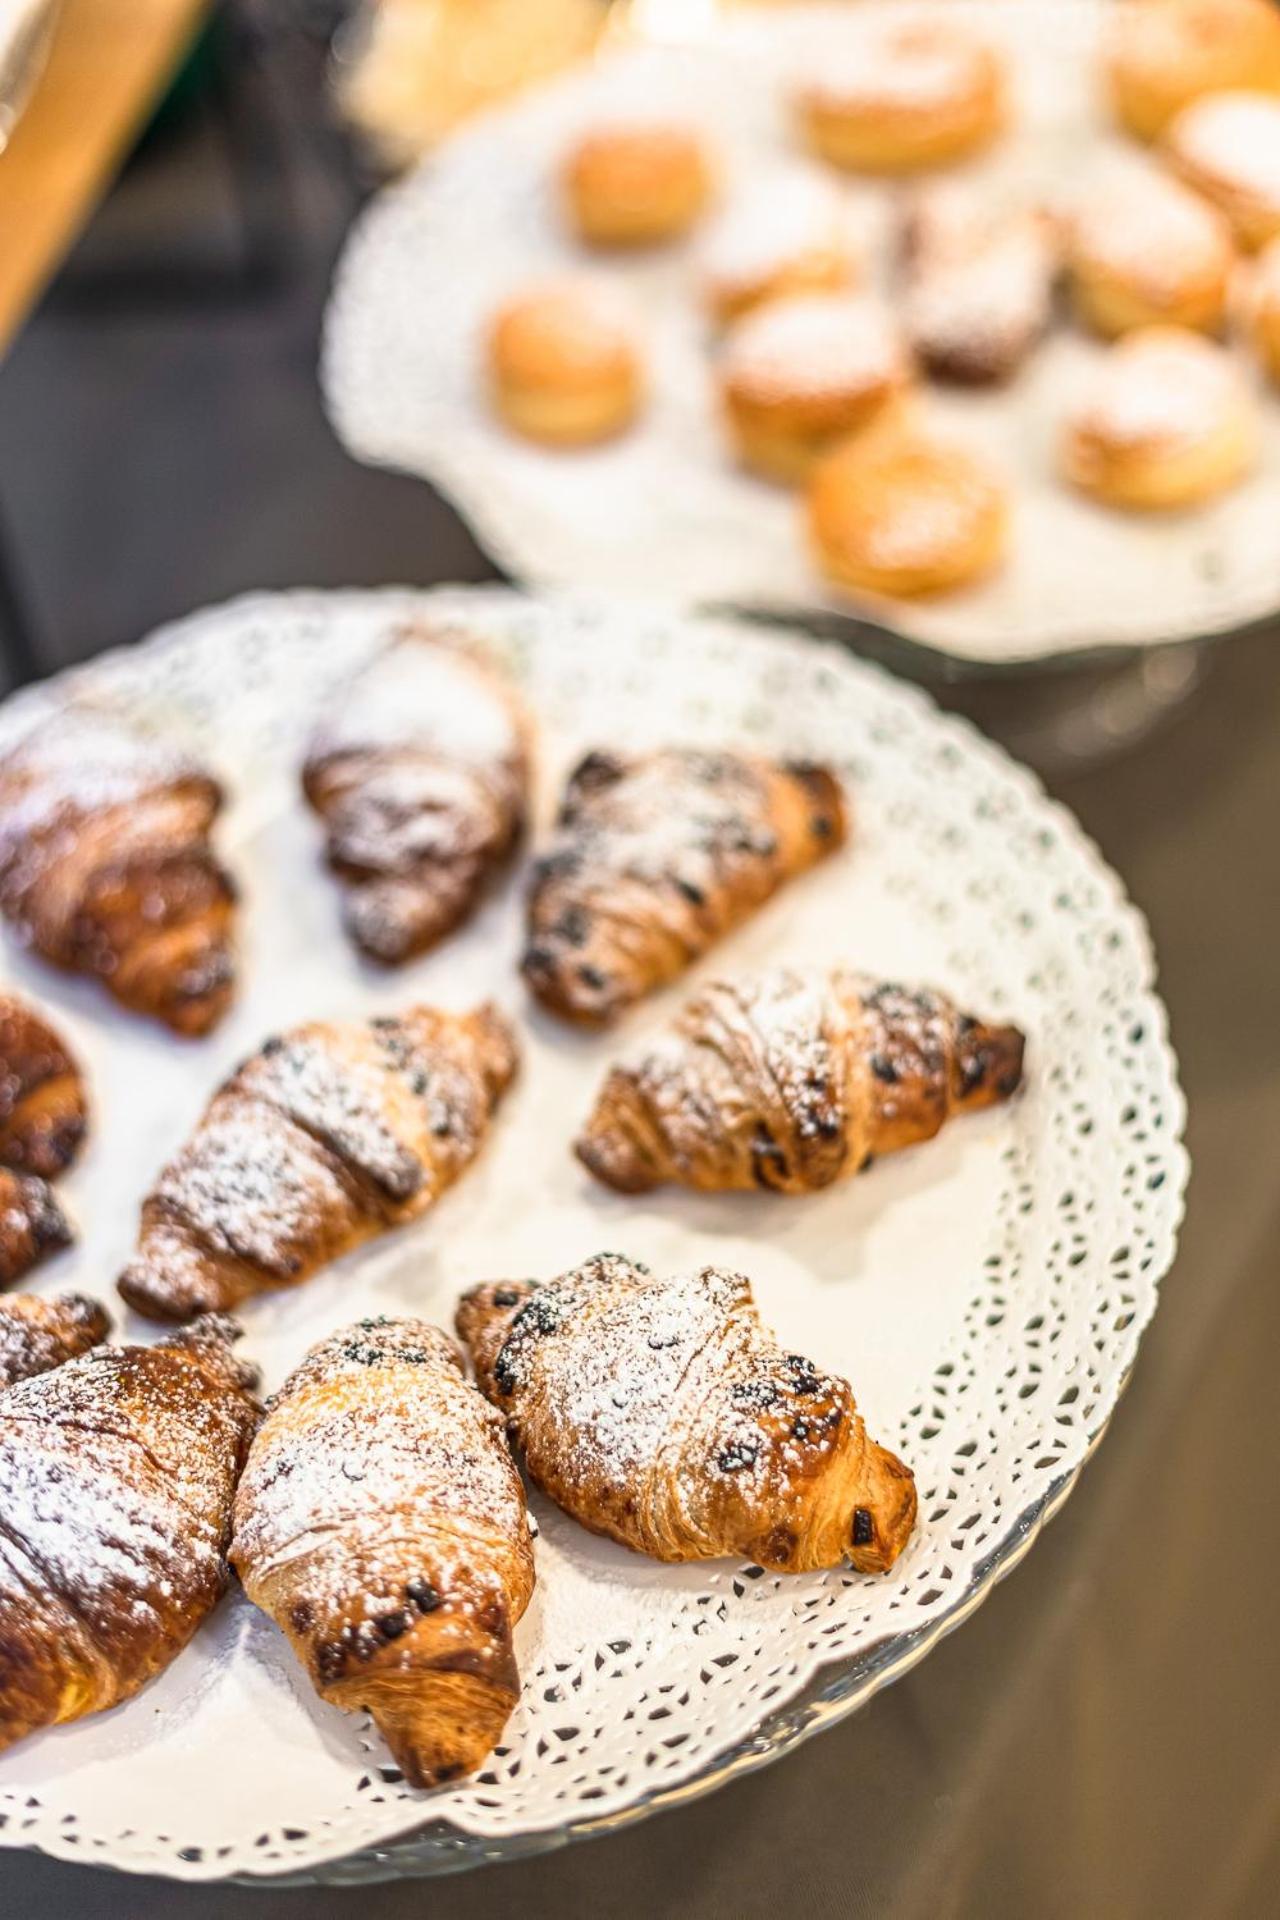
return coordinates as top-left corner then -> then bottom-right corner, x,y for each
487,282 -> 643,445
576,968 -> 1025,1196
1164,87 -> 1280,251
1066,164 -> 1234,338
0,1170 -> 73,1288
522,748 -> 848,1027
698,165 -> 854,326
795,20 -> 1005,174
457,1255 -> 917,1575
0,1292 -> 110,1390
118,1003 -> 517,1322
0,1315 -> 259,1755
563,121 -> 713,247
232,1316 -> 534,1787
0,993 -> 88,1179
1105,0 -> 1280,142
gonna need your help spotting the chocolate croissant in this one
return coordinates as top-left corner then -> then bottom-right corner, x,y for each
576,968 -> 1025,1195
0,1169 -> 72,1287
0,707 -> 236,1036
522,748 -> 847,1026
232,1316 -> 535,1787
457,1254 -> 917,1575
0,1292 -> 110,1390
118,1002 -> 517,1322
0,994 -> 88,1178
0,1314 -> 258,1754
303,624 -> 532,965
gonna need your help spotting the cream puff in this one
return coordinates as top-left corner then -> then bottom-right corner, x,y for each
1244,234 -> 1280,381
1104,0 -> 1280,143
1164,90 -> 1280,251
1060,325 -> 1257,509
487,280 -> 644,446
794,18 -> 1006,175
698,164 -> 855,325
807,423 -> 1008,597
562,117 -> 714,247
1065,162 -> 1235,336
718,293 -> 912,483
901,181 -> 1056,383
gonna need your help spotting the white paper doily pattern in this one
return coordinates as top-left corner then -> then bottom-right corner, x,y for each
0,589 -> 1186,1880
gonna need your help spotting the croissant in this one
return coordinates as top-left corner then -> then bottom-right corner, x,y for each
232,1316 -> 535,1787
522,748 -> 847,1026
457,1254 -> 917,1575
0,1168 -> 72,1287
0,994 -> 88,1178
118,1002 -> 517,1322
303,624 -> 532,965
576,967 -> 1025,1195
0,1292 -> 110,1390
0,707 -> 237,1036
0,1314 -> 258,1754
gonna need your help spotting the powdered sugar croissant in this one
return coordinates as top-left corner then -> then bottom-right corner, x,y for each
576,967 -> 1025,1195
457,1254 -> 916,1575
0,994 -> 88,1180
0,1292 -> 110,1390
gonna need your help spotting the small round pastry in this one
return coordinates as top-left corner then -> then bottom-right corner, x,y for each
562,118 -> 713,247
807,424 -> 1008,598
1165,90 -> 1280,251
1060,325 -> 1258,509
1245,234 -> 1280,381
719,293 -> 912,483
487,280 -> 643,446
794,19 -> 1006,175
1066,163 -> 1235,336
698,164 -> 854,326
902,182 -> 1057,383
1105,0 -> 1280,143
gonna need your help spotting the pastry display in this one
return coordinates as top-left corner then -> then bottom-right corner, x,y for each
1165,89 -> 1280,251
0,1168 -> 72,1289
1105,0 -> 1280,142
0,707 -> 237,1036
457,1253 -> 917,1574
1065,163 -> 1234,338
562,117 -> 714,247
522,747 -> 847,1026
698,163 -> 854,326
0,994 -> 88,1178
718,292 -> 912,483
1060,325 -> 1258,510
0,1292 -> 111,1390
303,622 -> 532,964
901,180 -> 1056,383
232,1316 -> 535,1788
0,1315 -> 258,1754
118,1003 -> 517,1321
1246,233 -> 1280,381
794,17 -> 1006,174
487,280 -> 644,445
576,968 -> 1025,1196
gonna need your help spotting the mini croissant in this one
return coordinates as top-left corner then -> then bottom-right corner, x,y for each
0,1169 -> 72,1288
458,1254 -> 917,1575
0,994 -> 88,1179
577,967 -> 1025,1194
0,1292 -> 110,1390
232,1317 -> 535,1787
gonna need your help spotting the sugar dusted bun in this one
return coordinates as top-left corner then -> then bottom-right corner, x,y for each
1165,89 -> 1280,251
1060,325 -> 1258,509
794,18 -> 1006,175
1246,234 -> 1280,381
487,280 -> 644,446
902,180 -> 1057,383
719,293 -> 912,483
563,117 -> 714,247
698,164 -> 854,325
1066,161 -> 1235,337
1105,0 -> 1280,142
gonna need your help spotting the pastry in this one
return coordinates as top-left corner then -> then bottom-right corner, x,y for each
232,1316 -> 535,1788
0,1315 -> 258,1754
457,1253 -> 917,1575
1060,325 -> 1257,509
577,967 -> 1025,1195
522,747 -> 847,1026
1105,0 -> 1280,142
0,1168 -> 72,1288
0,993 -> 88,1178
901,181 -> 1057,382
698,164 -> 854,325
1065,162 -> 1234,337
303,622 -> 532,964
1245,233 -> 1280,380
0,1292 -> 110,1390
1165,89 -> 1280,250
0,707 -> 236,1036
718,293 -> 912,483
808,423 -> 1008,597
118,1003 -> 517,1322
487,280 -> 643,445
794,18 -> 1006,174
562,117 -> 713,246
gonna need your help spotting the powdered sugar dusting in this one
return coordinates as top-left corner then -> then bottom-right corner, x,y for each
0,707 -> 208,851
721,294 -> 907,402
903,183 -> 1054,380
699,164 -> 848,300
1171,90 -> 1280,208
308,627 -> 523,768
1072,330 -> 1245,450
796,19 -> 997,114
0,1295 -> 109,1390
1068,162 -> 1231,301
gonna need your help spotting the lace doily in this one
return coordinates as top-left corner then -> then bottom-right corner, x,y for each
321,0 -> 1280,668
0,589 -> 1186,1881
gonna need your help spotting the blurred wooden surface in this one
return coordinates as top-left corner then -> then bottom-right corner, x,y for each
0,0 -> 210,356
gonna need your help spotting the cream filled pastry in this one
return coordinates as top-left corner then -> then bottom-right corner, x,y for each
794,17 -> 1006,174
698,164 -> 854,325
1165,89 -> 1280,251
1065,161 -> 1235,337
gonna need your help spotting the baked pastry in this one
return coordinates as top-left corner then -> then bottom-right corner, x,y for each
232,1317 -> 535,1787
0,1168 -> 72,1288
0,708 -> 236,1036
118,1003 -> 517,1322
577,968 -> 1025,1195
0,1292 -> 110,1390
1245,233 -> 1280,380
698,164 -> 854,326
0,993 -> 88,1179
562,117 -> 713,246
808,423 -> 1008,597
303,623 -> 531,964
1060,325 -> 1257,509
901,181 -> 1057,383
487,280 -> 643,445
522,747 -> 847,1026
1105,0 -> 1280,142
1165,90 -> 1280,250
794,18 -> 1006,174
0,1314 -> 258,1755
457,1253 -> 917,1575
1065,162 -> 1234,337
719,293 -> 912,483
